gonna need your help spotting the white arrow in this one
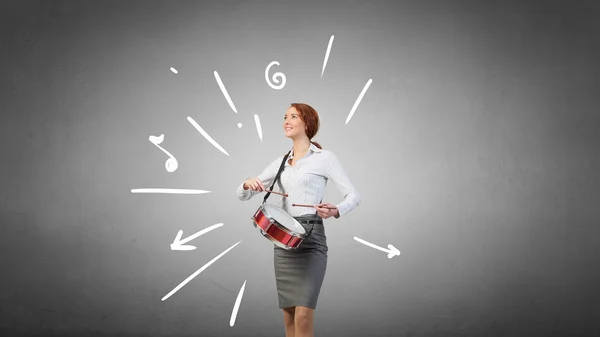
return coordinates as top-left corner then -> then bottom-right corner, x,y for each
353,236 -> 400,259
170,223 -> 224,251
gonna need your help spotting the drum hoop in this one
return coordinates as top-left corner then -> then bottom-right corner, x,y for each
260,204 -> 306,236
260,230 -> 299,250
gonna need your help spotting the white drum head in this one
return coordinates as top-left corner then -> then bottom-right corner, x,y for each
263,204 -> 306,234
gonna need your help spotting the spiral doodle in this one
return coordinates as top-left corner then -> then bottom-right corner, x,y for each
265,61 -> 286,90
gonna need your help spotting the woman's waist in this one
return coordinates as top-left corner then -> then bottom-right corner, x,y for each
293,213 -> 323,225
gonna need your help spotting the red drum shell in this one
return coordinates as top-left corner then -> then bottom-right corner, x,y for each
252,206 -> 305,249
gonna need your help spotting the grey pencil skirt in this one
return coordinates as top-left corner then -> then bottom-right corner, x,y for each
273,215 -> 328,309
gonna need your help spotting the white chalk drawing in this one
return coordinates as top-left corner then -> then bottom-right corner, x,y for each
130,188 -> 211,194
170,223 -> 224,251
265,61 -> 286,90
353,237 -> 400,259
171,223 -> 223,250
321,35 -> 334,78
229,280 -> 247,327
187,116 -> 230,156
130,35 -> 380,331
162,240 -> 243,301
214,71 -> 238,113
254,114 -> 263,142
149,134 -> 179,172
346,78 -> 373,124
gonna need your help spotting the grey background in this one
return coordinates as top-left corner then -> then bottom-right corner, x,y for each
1,0 -> 599,336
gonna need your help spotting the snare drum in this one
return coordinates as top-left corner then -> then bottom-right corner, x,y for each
252,204 -> 307,250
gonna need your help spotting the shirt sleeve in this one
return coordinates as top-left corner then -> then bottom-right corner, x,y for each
324,151 -> 361,217
236,155 -> 286,201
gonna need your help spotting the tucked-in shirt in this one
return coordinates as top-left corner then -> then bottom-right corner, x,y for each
236,143 -> 361,218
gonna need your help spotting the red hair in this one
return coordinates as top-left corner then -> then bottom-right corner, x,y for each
289,103 -> 322,149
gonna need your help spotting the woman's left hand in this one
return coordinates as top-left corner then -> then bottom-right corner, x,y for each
316,202 -> 339,219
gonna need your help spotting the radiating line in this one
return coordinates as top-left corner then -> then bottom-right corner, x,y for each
321,35 -> 334,78
229,280 -> 247,327
254,114 -> 263,142
214,71 -> 237,113
346,79 -> 373,124
161,240 -> 243,301
187,116 -> 230,156
131,188 -> 211,194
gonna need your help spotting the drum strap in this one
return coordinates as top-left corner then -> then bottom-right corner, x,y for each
262,151 -> 291,204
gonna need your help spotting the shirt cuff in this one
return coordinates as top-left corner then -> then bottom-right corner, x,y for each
237,182 -> 254,200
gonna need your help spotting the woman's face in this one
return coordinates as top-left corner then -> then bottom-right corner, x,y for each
283,107 -> 307,139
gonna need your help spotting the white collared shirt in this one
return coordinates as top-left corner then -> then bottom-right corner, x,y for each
236,143 -> 361,218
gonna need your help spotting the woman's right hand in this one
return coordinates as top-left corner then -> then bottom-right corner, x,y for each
243,177 -> 265,192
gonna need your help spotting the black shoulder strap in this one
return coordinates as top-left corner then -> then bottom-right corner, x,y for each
262,151 -> 291,204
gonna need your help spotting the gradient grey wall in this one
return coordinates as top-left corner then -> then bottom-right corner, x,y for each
1,0 -> 599,336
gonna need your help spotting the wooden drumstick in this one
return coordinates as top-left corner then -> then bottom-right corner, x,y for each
292,203 -> 337,209
264,190 -> 288,197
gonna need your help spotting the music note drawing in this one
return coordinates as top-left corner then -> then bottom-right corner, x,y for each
149,134 -> 178,172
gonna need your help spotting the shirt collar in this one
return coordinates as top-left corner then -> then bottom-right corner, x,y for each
289,142 -> 321,159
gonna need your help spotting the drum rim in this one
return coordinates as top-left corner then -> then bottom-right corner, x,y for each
259,229 -> 298,250
260,203 -> 306,235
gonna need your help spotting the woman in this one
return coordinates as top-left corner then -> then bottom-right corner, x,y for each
236,103 -> 361,337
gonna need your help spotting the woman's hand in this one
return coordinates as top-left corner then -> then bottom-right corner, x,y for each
243,177 -> 265,192
316,202 -> 339,219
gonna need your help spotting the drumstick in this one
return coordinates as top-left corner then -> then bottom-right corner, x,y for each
264,190 -> 288,197
292,203 -> 337,209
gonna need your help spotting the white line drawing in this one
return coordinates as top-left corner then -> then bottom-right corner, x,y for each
346,79 -> 372,124
170,223 -> 224,251
353,236 -> 400,259
321,35 -> 334,78
229,280 -> 247,327
265,61 -> 286,90
161,240 -> 243,301
130,188 -> 211,194
149,134 -> 179,172
187,116 -> 230,156
214,71 -> 238,113
254,114 -> 263,142
131,35 -> 379,331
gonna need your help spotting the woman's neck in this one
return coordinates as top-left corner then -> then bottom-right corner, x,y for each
292,138 -> 311,157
